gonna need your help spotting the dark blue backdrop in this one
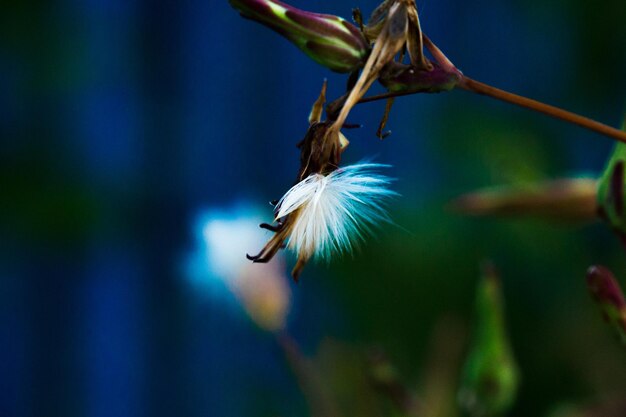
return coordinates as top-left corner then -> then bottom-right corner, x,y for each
1,0 -> 626,416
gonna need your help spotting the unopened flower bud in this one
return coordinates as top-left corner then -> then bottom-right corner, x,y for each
597,124 -> 626,240
459,263 -> 519,417
586,265 -> 626,345
230,0 -> 369,73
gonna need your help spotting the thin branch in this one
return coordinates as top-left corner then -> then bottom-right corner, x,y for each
358,88 -> 427,104
458,77 -> 626,143
356,77 -> 626,143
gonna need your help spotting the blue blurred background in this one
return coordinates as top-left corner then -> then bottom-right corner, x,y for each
1,0 -> 626,416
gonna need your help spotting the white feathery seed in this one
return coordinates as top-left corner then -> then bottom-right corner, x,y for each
274,163 -> 397,260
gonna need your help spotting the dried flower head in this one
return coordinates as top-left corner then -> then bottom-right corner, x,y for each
248,160 -> 396,281
246,79 -> 397,280
276,163 -> 396,257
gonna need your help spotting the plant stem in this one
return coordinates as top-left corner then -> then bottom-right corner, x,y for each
358,88 -> 429,104
458,77 -> 626,143
357,77 -> 626,143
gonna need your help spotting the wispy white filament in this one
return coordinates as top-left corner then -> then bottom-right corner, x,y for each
275,163 -> 397,260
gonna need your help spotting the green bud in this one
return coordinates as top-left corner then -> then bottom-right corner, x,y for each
597,118 -> 626,240
230,0 -> 369,73
459,263 -> 520,417
586,266 -> 626,345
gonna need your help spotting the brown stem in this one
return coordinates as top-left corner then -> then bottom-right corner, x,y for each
357,77 -> 626,143
358,89 -> 426,104
458,76 -> 626,143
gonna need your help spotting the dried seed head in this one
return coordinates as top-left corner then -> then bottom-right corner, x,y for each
275,163 -> 397,260
296,121 -> 344,179
246,87 -> 354,280
249,126 -> 397,281
229,0 -> 369,73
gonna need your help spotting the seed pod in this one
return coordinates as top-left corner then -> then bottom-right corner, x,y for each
230,0 -> 369,73
379,61 -> 461,93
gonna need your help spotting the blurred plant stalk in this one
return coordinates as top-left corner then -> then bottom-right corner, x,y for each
547,398 -> 626,417
198,208 -> 292,331
449,177 -> 598,222
232,261 -> 291,332
586,266 -> 626,346
367,349 -> 421,416
459,263 -> 520,417
277,334 -> 344,417
418,316 -> 466,417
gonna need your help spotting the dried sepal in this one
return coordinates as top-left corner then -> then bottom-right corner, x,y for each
297,122 -> 344,180
404,1 -> 431,70
362,0 -> 395,42
329,1 -> 410,135
308,79 -> 328,125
